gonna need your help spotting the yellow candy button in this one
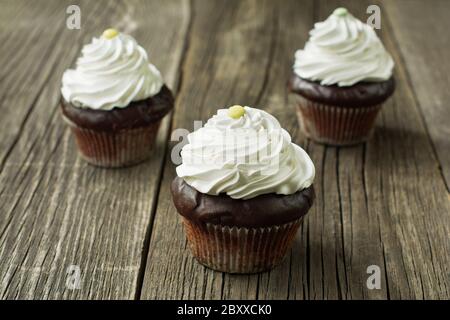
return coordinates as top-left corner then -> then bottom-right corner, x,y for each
228,105 -> 245,119
333,7 -> 348,16
102,28 -> 119,39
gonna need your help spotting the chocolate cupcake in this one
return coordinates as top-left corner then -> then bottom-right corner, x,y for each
61,29 -> 173,167
289,8 -> 395,146
171,105 -> 315,273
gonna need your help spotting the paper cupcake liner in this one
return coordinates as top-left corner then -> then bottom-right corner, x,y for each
181,217 -> 303,274
63,116 -> 161,168
294,95 -> 383,146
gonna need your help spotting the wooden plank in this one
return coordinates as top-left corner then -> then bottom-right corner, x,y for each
318,0 -> 449,299
246,1 -> 317,300
0,0 -> 190,299
140,0 -> 309,299
0,0 -> 73,170
260,1 -> 388,300
369,0 -> 450,299
383,0 -> 450,190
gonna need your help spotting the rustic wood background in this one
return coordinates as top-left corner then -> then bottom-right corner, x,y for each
0,0 -> 448,299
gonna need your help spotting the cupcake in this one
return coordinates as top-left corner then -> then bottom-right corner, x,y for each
61,28 -> 174,167
289,8 -> 395,146
171,105 -> 315,273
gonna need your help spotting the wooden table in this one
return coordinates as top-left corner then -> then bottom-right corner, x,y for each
0,0 -> 448,300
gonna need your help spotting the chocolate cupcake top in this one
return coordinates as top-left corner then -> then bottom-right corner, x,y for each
171,177 -> 315,227
61,85 -> 174,131
293,8 -> 394,87
289,75 -> 395,108
61,29 -> 164,110
176,106 -> 315,200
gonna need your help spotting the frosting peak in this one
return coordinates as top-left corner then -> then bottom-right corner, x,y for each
176,107 -> 315,200
293,8 -> 394,87
61,31 -> 163,110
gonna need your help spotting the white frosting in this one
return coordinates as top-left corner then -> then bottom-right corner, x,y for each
61,33 -> 163,110
293,8 -> 394,87
176,107 -> 315,200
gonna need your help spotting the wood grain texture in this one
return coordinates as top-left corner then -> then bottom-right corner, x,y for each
0,0 -> 448,300
141,0 -> 449,300
369,0 -> 449,298
0,0 -> 190,299
382,0 -> 450,190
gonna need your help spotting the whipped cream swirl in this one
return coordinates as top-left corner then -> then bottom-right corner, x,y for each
176,107 -> 315,200
293,8 -> 394,87
61,32 -> 164,110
